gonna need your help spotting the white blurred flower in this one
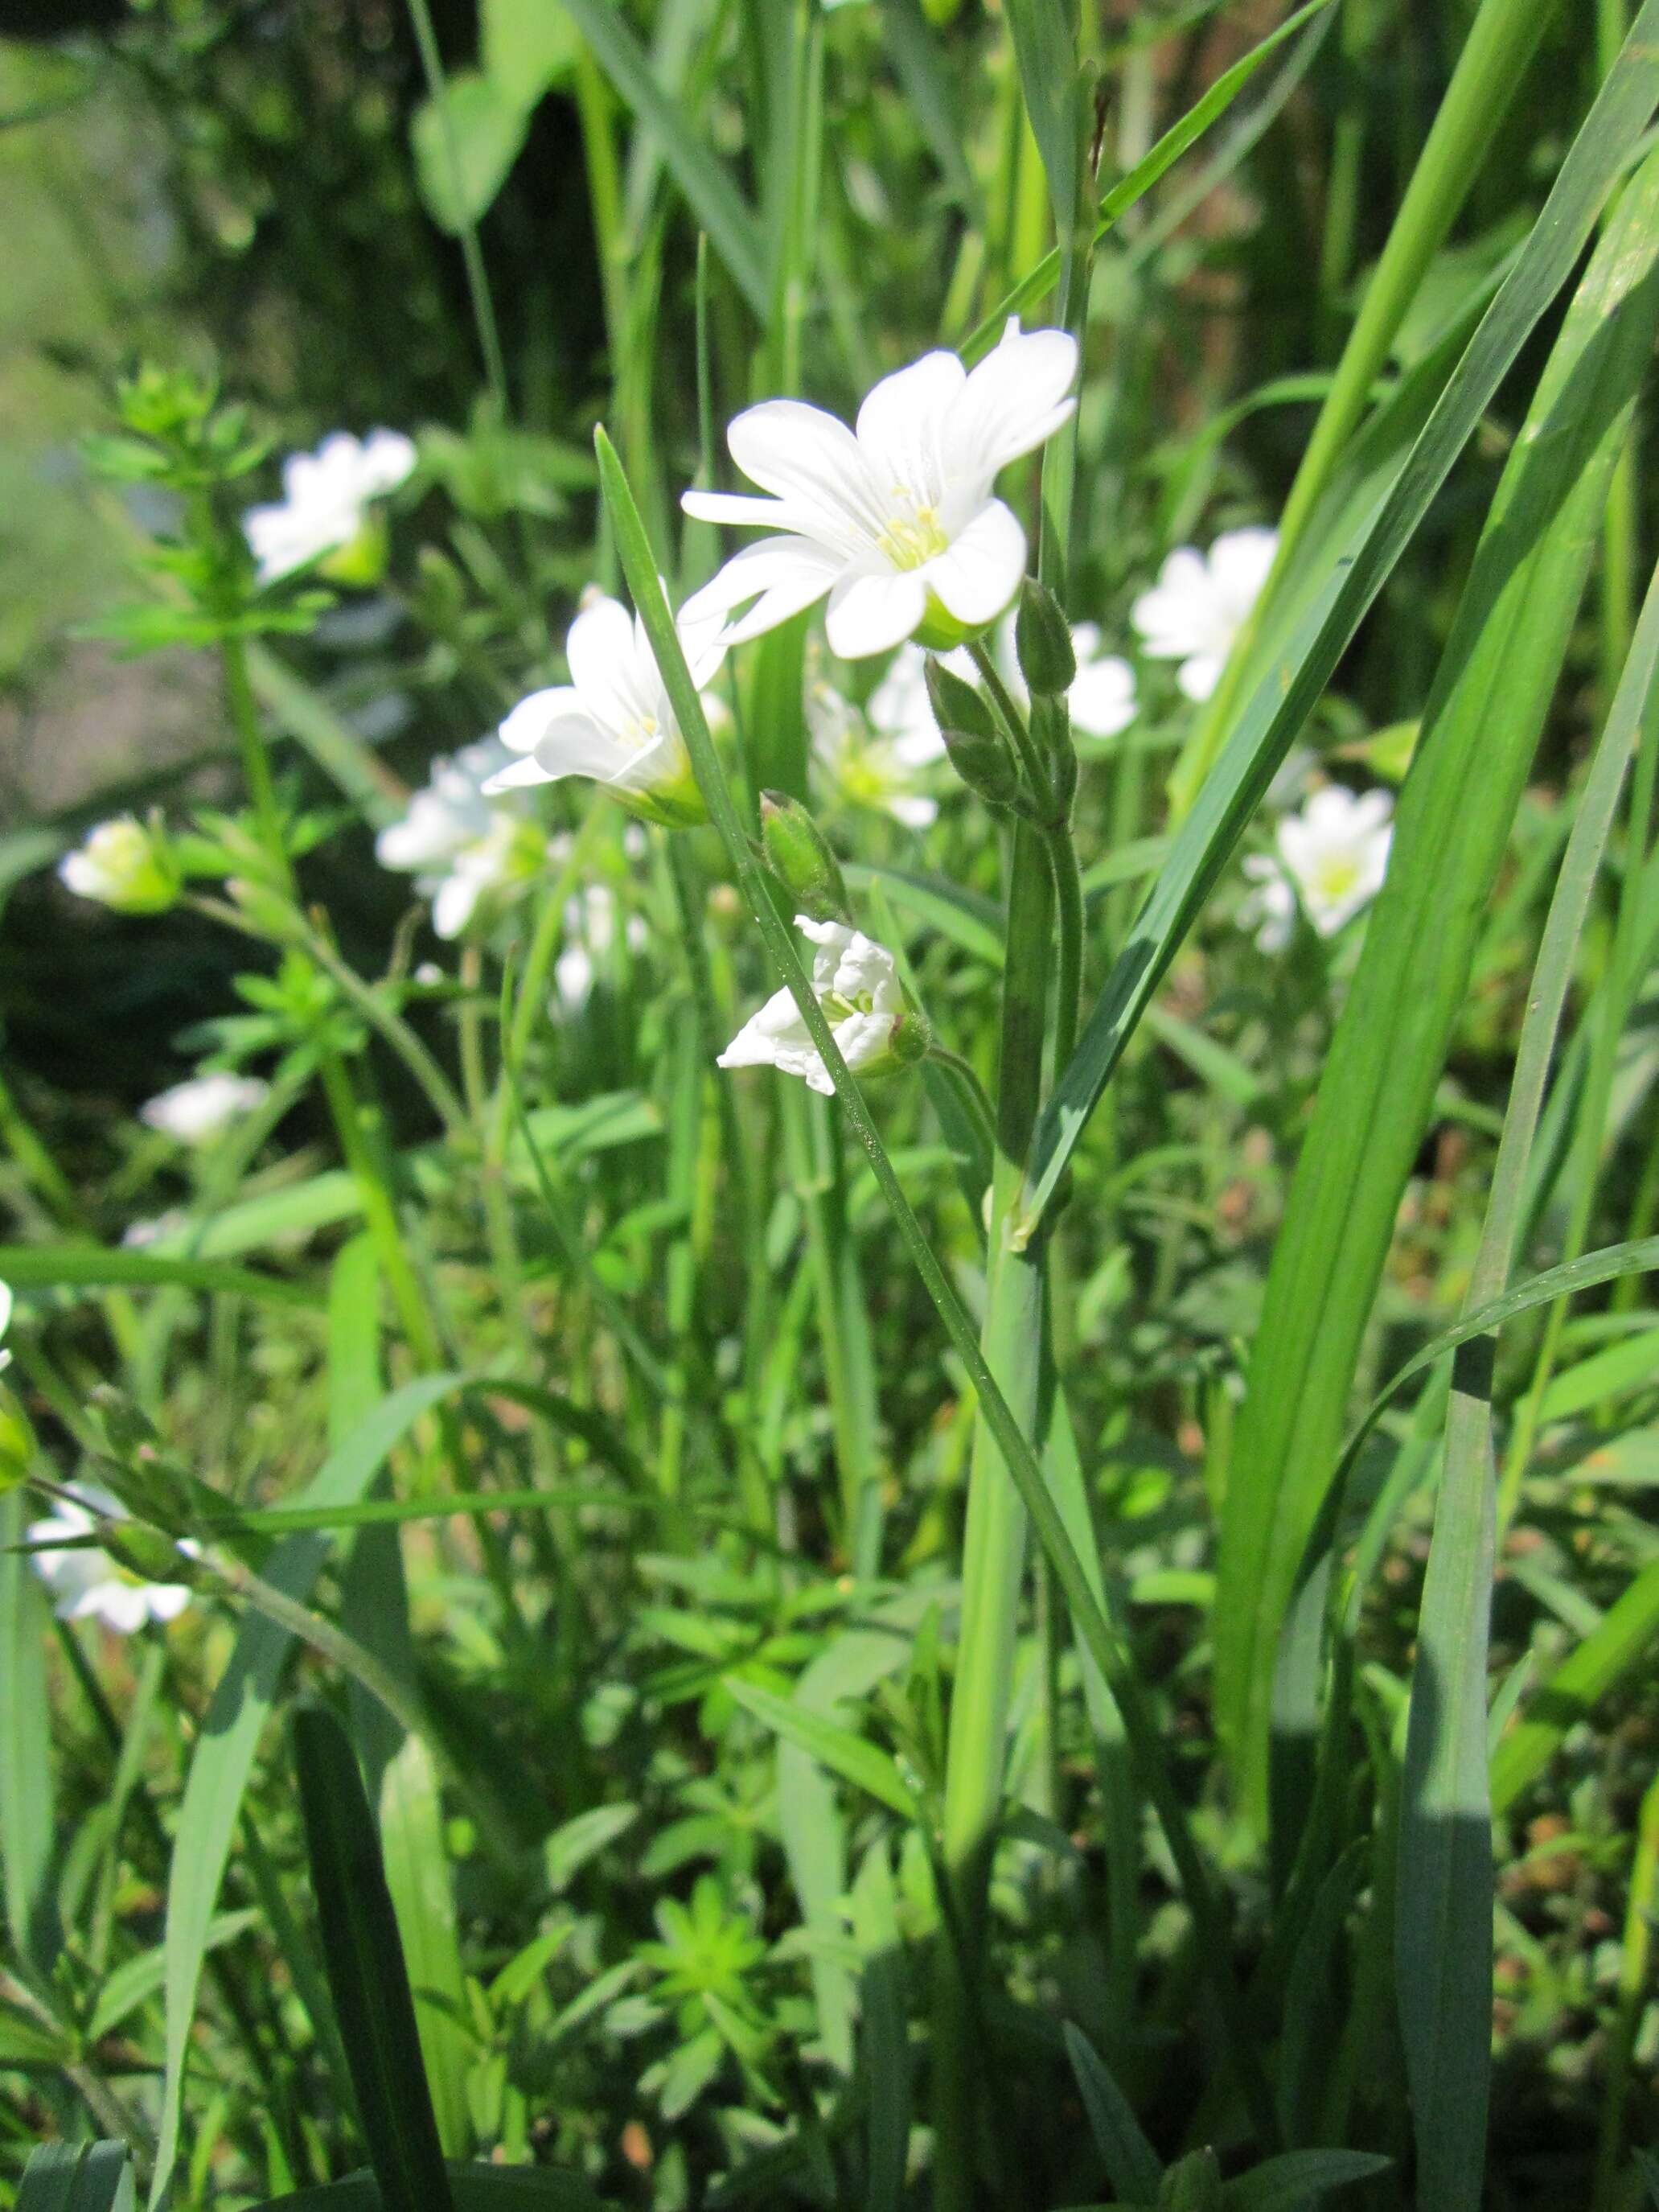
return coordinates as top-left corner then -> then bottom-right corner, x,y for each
376,738 -> 548,939
553,884 -> 648,1012
682,319 -> 1078,659
121,1212 -> 187,1251
985,611 -> 1137,738
244,430 -> 417,585
485,594 -> 726,828
59,816 -> 179,915
140,1072 -> 270,1145
1131,527 -> 1278,702
0,1280 -> 10,1375
866,643 -> 951,762
1242,784 -> 1394,949
718,917 -> 909,1096
26,1486 -> 196,1633
809,677 -> 938,828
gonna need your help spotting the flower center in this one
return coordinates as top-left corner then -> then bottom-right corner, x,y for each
1309,854 -> 1362,905
620,712 -> 661,754
822,987 -> 878,1022
877,500 -> 948,572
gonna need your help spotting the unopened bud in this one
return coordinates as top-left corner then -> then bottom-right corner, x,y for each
924,660 -> 1019,808
759,791 -> 850,923
58,814 -> 181,916
924,658 -> 997,745
890,1005 -> 933,1068
1015,578 -> 1076,698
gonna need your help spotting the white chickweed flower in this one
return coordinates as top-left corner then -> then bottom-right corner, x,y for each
0,1280 -> 11,1375
376,738 -> 548,939
244,429 -> 417,585
681,319 -> 1079,659
1131,527 -> 1278,702
1242,785 -> 1394,950
552,885 -> 648,1013
140,1072 -> 270,1145
808,678 -> 938,829
59,816 -> 180,915
27,1486 -> 197,1634
718,917 -> 918,1096
485,593 -> 726,829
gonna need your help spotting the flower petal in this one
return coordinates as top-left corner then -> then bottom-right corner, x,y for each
1068,654 -> 1137,738
922,499 -> 1026,627
824,569 -> 929,659
499,685 -> 583,754
854,352 -> 965,506
568,595 -> 653,736
946,323 -> 1078,487
727,399 -> 885,552
684,536 -> 844,645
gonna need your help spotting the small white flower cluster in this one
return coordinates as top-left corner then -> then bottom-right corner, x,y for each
0,1279 -> 10,1377
244,429 -> 417,585
376,738 -> 553,940
718,918 -> 907,1096
554,882 -> 650,1013
141,1072 -> 271,1145
1130,528 -> 1279,702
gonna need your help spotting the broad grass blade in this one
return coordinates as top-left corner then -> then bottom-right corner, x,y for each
149,1372 -> 467,2210
558,0 -> 768,314
1001,0 -> 1079,241
1214,138 -> 1659,1824
852,1841 -> 910,2212
16,2144 -> 133,2212
0,1491 -> 55,1979
379,1735 -> 474,2159
1224,2149 -> 1393,2210
1021,10 -> 1659,1244
293,1705 -> 455,2212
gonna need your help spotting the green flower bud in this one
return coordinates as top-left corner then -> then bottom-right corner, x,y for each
924,660 -> 1019,809
1015,578 -> 1076,697
760,791 -> 852,923
890,1003 -> 933,1067
1157,2149 -> 1222,2212
101,1519 -> 200,1590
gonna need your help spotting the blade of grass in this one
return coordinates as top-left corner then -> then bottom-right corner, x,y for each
1217,142 -> 1659,1827
379,1734 -> 473,2158
293,1705 -> 456,2212
0,1490 -> 56,1981
1022,11 -> 1659,1247
0,1244 -> 319,1308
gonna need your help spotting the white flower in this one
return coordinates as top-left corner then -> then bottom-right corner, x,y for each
376,738 -> 548,939
0,1280 -> 10,1375
59,816 -> 179,914
718,917 -> 909,1096
1242,785 -> 1394,949
681,319 -> 1079,660
552,885 -> 647,1012
121,1212 -> 187,1250
140,1072 -> 270,1145
866,643 -> 951,763
26,1486 -> 195,1634
484,594 -> 726,828
1131,527 -> 1278,702
244,430 -> 417,584
808,677 -> 938,828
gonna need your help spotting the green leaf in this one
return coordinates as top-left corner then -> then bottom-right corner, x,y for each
0,1491 -> 55,1977
1062,2023 -> 1163,2205
0,2009 -> 68,2066
379,1735 -> 473,2160
725,1675 -> 920,1823
1222,2150 -> 1393,2210
844,862 -> 1004,968
482,0 -> 580,98
87,1910 -> 258,2043
544,1803 -> 640,1893
0,1243 -> 318,1308
1025,10 -> 1659,1248
1216,136 -> 1659,1832
294,1706 -> 455,2212
872,0 -> 977,209
411,72 -> 532,234
557,0 -> 768,313
1001,0 -> 1080,241
149,1371 -> 468,2211
1492,1552 -> 1659,1812
16,2144 -> 133,2212
851,1842 -> 909,2212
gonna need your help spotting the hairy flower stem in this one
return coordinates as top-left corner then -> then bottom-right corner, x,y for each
933,820 -> 1053,2212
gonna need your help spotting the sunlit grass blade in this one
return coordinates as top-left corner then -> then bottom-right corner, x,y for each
0,1491 -> 55,1981
0,1244 -> 320,1308
1001,0 -> 1080,243
1216,142 -> 1659,1828
1167,0 -> 1562,812
379,1734 -> 473,2159
1022,11 -> 1659,1248
558,0 -> 769,314
293,1704 -> 455,2212
149,1371 -> 469,2211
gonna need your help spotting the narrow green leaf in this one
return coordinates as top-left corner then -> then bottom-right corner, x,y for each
1213,127 -> 1659,1822
87,1910 -> 258,2044
1024,15 -> 1659,1243
851,1840 -> 909,2212
1062,2023 -> 1163,2205
17,2144 -> 133,2212
0,1491 -> 55,1977
0,1244 -> 318,1307
1222,2149 -> 1393,2210
0,2011 -> 68,2066
726,1675 -> 920,1822
149,1372 -> 468,2211
544,1803 -> 640,1893
1492,1553 -> 1659,1813
559,0 -> 769,313
379,1735 -> 473,2159
1001,0 -> 1078,241
844,862 -> 1004,968
872,0 -> 977,208
293,1706 -> 455,2212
